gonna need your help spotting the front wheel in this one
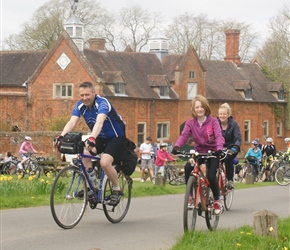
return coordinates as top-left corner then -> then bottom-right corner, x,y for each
183,176 -> 197,232
275,165 -> 290,186
223,187 -> 234,211
103,172 -> 132,223
205,188 -> 219,231
50,165 -> 88,229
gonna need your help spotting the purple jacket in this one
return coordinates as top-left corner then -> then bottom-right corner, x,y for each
175,115 -> 224,153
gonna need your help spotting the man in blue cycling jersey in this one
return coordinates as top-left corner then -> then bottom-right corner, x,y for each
57,81 -> 127,206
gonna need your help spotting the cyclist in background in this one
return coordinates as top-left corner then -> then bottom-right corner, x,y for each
18,136 -> 37,169
245,140 -> 262,182
172,95 -> 225,215
154,143 -> 175,179
261,137 -> 276,182
218,103 -> 241,190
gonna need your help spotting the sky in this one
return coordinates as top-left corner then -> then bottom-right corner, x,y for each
0,0 -> 287,49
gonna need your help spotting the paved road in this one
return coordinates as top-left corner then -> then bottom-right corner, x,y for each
1,185 -> 289,250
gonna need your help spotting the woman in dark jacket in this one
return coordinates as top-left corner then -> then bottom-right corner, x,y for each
218,103 -> 242,189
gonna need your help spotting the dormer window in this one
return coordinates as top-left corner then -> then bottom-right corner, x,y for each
244,88 -> 252,100
115,82 -> 126,95
160,85 -> 169,97
278,89 -> 285,101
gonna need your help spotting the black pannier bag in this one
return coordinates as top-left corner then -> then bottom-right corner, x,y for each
58,132 -> 84,154
120,139 -> 138,176
246,155 -> 257,163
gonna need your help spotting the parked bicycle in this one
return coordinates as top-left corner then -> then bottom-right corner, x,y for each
50,141 -> 133,229
164,162 -> 185,186
242,156 -> 259,182
1,156 -> 20,175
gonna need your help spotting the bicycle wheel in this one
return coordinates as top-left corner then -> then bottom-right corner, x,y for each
103,172 -> 132,223
205,188 -> 219,231
183,176 -> 197,232
275,165 -> 290,186
3,162 -> 16,174
50,165 -> 88,229
223,186 -> 234,211
28,162 -> 42,179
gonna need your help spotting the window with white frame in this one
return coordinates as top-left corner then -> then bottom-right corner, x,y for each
263,121 -> 269,137
138,122 -> 146,146
157,122 -> 170,140
114,82 -> 126,95
277,121 -> 282,136
244,89 -> 252,100
278,90 -> 285,101
244,120 -> 251,143
160,85 -> 169,97
187,82 -> 197,99
53,84 -> 73,98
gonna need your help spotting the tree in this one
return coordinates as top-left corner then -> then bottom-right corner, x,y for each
165,13 -> 260,62
117,5 -> 163,52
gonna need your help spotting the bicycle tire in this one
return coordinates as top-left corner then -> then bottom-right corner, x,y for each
50,165 -> 88,229
275,165 -> 290,186
28,162 -> 42,179
3,162 -> 16,174
183,176 -> 197,232
103,172 -> 132,223
205,188 -> 219,231
223,187 -> 234,211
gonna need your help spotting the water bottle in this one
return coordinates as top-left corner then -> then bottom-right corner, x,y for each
87,168 -> 97,188
221,170 -> 226,186
200,178 -> 206,196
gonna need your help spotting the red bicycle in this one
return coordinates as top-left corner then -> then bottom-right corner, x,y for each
178,150 -> 221,232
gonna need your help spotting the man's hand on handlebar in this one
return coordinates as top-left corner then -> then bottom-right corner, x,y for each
171,146 -> 180,155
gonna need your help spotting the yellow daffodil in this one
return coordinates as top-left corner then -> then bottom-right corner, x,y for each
40,179 -> 45,182
246,232 -> 251,235
236,243 -> 241,247
28,176 -> 33,181
240,232 -> 244,234
269,226 -> 274,232
18,175 -> 22,179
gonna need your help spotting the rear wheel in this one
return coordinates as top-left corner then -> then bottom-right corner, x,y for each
205,188 -> 219,231
28,162 -> 42,179
168,166 -> 185,185
50,165 -> 87,229
103,172 -> 132,223
275,165 -> 290,186
3,162 -> 17,174
183,176 -> 197,232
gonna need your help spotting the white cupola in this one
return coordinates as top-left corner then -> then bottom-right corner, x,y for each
148,31 -> 169,61
64,2 -> 84,52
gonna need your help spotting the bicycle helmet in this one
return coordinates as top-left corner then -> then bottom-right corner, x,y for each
25,136 -> 32,141
266,137 -> 273,143
160,143 -> 168,148
251,140 -> 258,145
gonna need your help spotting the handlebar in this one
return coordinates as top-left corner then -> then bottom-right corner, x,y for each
174,149 -> 231,161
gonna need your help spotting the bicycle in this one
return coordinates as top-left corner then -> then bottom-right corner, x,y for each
217,150 -> 234,211
2,156 -> 20,175
16,153 -> 42,179
164,162 -> 185,185
176,150 -> 221,232
242,156 -> 259,182
50,147 -> 133,229
274,152 -> 290,186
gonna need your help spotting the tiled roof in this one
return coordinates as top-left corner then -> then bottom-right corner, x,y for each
0,50 -> 48,86
84,49 -> 179,100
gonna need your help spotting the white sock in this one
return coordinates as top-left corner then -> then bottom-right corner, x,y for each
113,186 -> 121,191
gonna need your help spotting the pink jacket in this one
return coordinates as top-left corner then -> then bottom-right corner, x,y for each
175,115 -> 224,153
19,141 -> 37,154
155,149 -> 175,167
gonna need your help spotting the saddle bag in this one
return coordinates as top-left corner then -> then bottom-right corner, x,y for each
58,132 -> 84,154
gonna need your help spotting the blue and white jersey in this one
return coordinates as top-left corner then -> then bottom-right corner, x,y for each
72,95 -> 126,139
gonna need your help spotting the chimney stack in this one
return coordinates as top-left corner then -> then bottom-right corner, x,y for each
89,38 -> 106,51
224,29 -> 240,65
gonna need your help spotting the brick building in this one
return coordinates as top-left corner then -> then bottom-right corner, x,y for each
0,15 -> 287,157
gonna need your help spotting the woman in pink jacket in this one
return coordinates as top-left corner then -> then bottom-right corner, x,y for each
172,95 -> 224,215
154,143 -> 175,179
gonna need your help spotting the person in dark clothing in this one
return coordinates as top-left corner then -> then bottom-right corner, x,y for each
261,137 -> 276,182
218,103 -> 241,189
